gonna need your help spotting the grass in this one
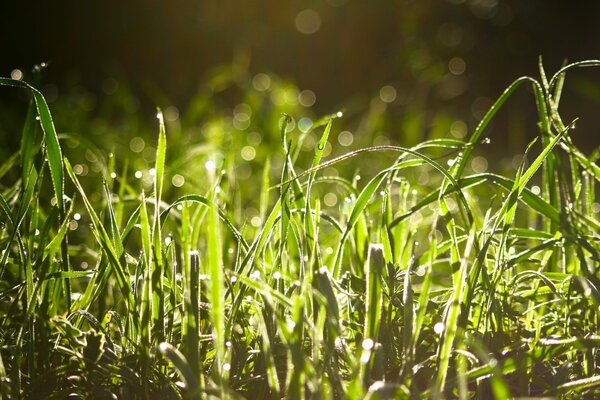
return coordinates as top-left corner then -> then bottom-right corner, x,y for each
0,59 -> 600,399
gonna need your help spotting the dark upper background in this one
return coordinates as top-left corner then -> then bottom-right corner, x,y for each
1,0 -> 599,149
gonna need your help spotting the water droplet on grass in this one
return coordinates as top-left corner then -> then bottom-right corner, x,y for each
362,338 -> 374,350
205,160 -> 216,172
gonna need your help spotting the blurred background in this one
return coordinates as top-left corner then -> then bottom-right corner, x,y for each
1,0 -> 600,157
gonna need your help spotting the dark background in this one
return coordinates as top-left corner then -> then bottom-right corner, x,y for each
1,0 -> 600,149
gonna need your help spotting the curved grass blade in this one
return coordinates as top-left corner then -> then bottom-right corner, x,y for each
158,342 -> 200,399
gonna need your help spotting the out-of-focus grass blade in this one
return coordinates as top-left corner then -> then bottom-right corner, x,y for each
43,194 -> 75,264
20,101 -> 37,188
401,256 -> 415,379
554,375 -> 600,394
158,342 -> 200,399
0,193 -> 14,226
234,273 -> 294,309
253,303 -> 282,394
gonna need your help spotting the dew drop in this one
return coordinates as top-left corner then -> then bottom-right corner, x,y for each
205,160 -> 216,172
362,338 -> 375,351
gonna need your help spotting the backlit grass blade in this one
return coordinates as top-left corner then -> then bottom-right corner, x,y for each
206,165 -> 225,385
547,59 -> 600,90
434,226 -> 476,396
180,202 -> 200,386
253,303 -> 282,394
401,255 -> 415,380
160,194 -> 247,249
1,77 -> 72,311
0,78 -> 64,213
65,159 -> 132,303
392,173 -> 562,227
0,162 -> 38,274
333,172 -> 386,276
447,76 -> 544,181
152,110 -> 166,343
102,180 -> 124,258
364,244 -> 384,346
304,119 -> 332,240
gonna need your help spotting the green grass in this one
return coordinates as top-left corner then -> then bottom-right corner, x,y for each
1,60 -> 600,399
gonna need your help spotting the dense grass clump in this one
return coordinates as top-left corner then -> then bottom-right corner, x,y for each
1,60 -> 600,399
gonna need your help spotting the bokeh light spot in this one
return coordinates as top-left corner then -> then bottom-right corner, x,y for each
205,160 -> 216,172
324,192 -> 338,207
251,216 -> 262,227
234,103 -> 252,121
130,137 -> 145,153
298,89 -> 316,107
338,130 -> 354,147
298,117 -> 313,133
448,57 -> 466,75
172,174 -> 185,187
379,85 -> 397,103
11,69 -> 23,80
164,106 -> 179,122
471,156 -> 488,173
450,120 -> 467,138
247,131 -> 262,146
241,146 -> 256,161
295,9 -> 321,34
252,73 -> 271,91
